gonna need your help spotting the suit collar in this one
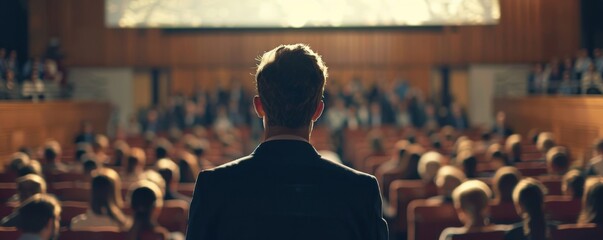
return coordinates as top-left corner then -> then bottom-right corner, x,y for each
252,140 -> 321,160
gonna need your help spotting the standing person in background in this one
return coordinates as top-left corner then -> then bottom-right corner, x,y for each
491,111 -> 513,139
74,121 -> 95,144
581,63 -> 603,94
593,48 -> 603,75
186,44 -> 388,240
0,69 -> 21,99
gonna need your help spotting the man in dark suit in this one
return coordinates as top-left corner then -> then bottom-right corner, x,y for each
186,44 -> 389,240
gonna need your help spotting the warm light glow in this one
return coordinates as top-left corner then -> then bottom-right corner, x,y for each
106,0 -> 501,28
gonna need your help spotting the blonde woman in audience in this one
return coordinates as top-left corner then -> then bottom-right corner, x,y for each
71,168 -> 130,230
505,178 -> 554,240
505,134 -> 523,163
112,140 -> 130,167
123,147 -> 146,183
439,180 -> 509,240
429,166 -> 466,204
492,166 -> 521,205
456,149 -> 478,179
562,169 -> 585,199
417,151 -> 443,185
578,177 -> 603,224
536,132 -> 556,161
177,151 -> 200,183
93,134 -> 111,165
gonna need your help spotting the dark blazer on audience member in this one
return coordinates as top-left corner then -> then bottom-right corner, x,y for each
186,140 -> 389,240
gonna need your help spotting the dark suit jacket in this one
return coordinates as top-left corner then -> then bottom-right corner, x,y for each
186,140 -> 388,240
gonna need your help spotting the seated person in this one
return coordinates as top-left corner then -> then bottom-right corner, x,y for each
486,143 -> 511,169
439,180 -> 509,240
545,146 -> 570,177
429,166 -> 466,204
418,151 -> 443,186
492,166 -> 521,205
42,140 -> 69,174
186,137 -> 214,170
71,168 -> 130,230
562,169 -> 585,200
157,158 -> 192,202
92,134 -> 111,165
505,134 -> 523,163
15,194 -> 61,240
578,177 -> 603,224
122,148 -> 146,183
154,138 -> 173,163
176,151 -> 200,183
5,152 -> 31,176
536,132 -> 556,161
505,178 -> 556,240
456,149 -> 478,179
1,174 -> 48,226
587,138 -> 603,176
491,111 -> 514,139
126,181 -> 184,240
112,140 -> 131,167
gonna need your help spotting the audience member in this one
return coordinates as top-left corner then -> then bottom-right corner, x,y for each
177,151 -> 199,183
74,121 -> 95,144
536,132 -> 556,160
42,140 -> 68,173
562,169 -> 585,199
1,174 -> 48,227
15,194 -> 61,240
157,158 -> 192,202
71,168 -> 130,230
456,150 -> 478,179
491,111 -> 513,139
430,166 -> 466,204
505,134 -> 522,163
439,180 -> 508,240
418,151 -> 443,185
93,134 -> 110,165
578,177 -> 603,224
505,178 -> 553,240
575,49 -> 593,79
545,146 -> 570,176
113,140 -> 131,166
0,69 -> 20,99
581,63 -> 603,94
587,138 -> 603,176
155,138 -> 173,162
126,181 -> 173,240
492,166 -> 521,205
123,147 -> 146,183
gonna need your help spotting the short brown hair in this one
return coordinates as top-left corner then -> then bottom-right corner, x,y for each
255,44 -> 328,128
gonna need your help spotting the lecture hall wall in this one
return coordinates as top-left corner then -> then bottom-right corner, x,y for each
28,0 -> 580,95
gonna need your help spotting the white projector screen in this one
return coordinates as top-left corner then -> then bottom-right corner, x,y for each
106,0 -> 500,28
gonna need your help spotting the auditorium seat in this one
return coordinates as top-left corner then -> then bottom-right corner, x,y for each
0,173 -> 18,183
178,183 -> 195,197
388,180 -> 438,233
363,155 -> 390,175
51,172 -> 86,182
490,202 -> 521,224
551,223 -> 603,240
0,227 -> 20,239
60,201 -> 88,227
450,230 -> 506,240
544,195 -> 581,223
59,228 -> 126,240
0,183 -> 16,202
159,200 -> 189,233
0,204 -> 14,219
539,177 -> 562,195
407,200 -> 461,240
52,185 -> 90,202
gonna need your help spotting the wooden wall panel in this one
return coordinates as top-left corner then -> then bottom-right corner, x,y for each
28,0 -> 581,94
494,97 -> 603,167
0,101 -> 111,165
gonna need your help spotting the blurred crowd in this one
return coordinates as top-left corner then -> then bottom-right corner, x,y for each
528,48 -> 603,95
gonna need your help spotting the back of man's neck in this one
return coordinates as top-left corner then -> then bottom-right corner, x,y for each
264,126 -> 312,142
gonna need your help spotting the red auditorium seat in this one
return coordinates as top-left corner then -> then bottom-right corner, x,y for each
363,155 -> 390,175
178,183 -> 196,197
552,223 -> 603,240
544,195 -> 581,223
450,230 -> 506,240
0,173 -> 18,183
539,177 -> 562,195
59,228 -> 126,240
51,172 -> 86,182
389,180 -> 438,234
52,185 -> 90,202
0,204 -> 15,218
158,200 -> 189,233
60,201 -> 88,227
0,227 -> 20,239
407,200 -> 461,240
0,183 -> 16,202
489,202 -> 521,224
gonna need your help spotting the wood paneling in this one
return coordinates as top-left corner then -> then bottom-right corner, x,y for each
0,101 -> 111,163
494,97 -> 603,166
28,0 -> 581,94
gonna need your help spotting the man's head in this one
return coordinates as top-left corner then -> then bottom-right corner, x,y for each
537,132 -> 556,154
563,169 -> 585,199
492,166 -> 521,203
435,166 -> 466,197
254,44 -> 328,129
17,194 -> 61,240
16,174 -> 47,203
157,158 -> 180,191
418,151 -> 443,183
452,180 -> 493,226
43,140 -> 62,163
546,146 -> 570,175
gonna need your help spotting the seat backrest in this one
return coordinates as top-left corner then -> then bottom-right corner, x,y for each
450,230 -> 506,240
59,228 -> 126,240
552,223 -> 603,240
159,200 -> 189,233
408,200 -> 462,240
60,201 -> 88,227
0,184 -> 16,202
52,185 -> 90,202
388,180 -> 438,233
544,196 -> 581,223
0,227 -> 20,239
177,183 -> 195,197
539,177 -> 562,195
489,202 -> 521,224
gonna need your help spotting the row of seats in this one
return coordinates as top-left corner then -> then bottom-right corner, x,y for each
0,227 -> 166,240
